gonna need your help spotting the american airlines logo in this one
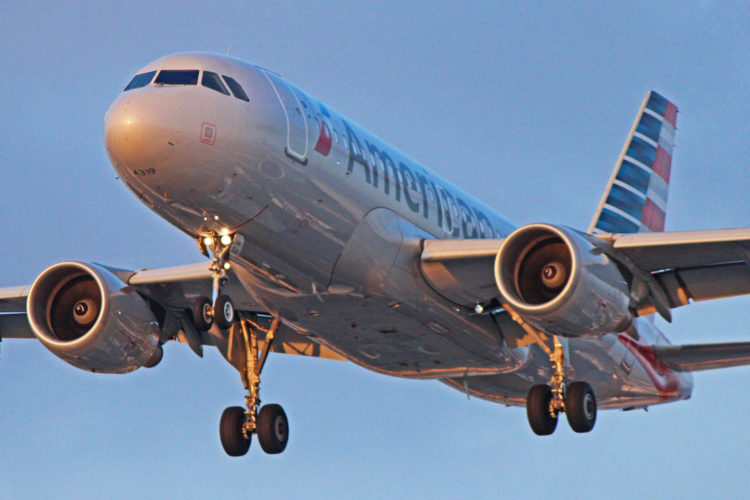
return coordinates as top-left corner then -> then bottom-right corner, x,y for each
339,118 -> 500,240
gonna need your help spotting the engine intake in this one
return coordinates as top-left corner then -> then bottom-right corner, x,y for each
27,261 -> 162,373
495,224 -> 632,337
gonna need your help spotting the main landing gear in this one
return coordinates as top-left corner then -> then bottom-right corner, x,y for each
220,315 -> 289,456
503,306 -> 597,436
525,337 -> 597,435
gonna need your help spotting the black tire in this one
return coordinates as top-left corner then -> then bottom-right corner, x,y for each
192,296 -> 213,331
220,406 -> 251,457
565,381 -> 597,433
256,404 -> 289,454
214,294 -> 235,330
526,384 -> 558,436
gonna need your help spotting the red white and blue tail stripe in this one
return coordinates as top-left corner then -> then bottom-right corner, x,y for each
589,91 -> 678,234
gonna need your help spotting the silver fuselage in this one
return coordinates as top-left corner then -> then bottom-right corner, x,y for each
104,52 -> 692,409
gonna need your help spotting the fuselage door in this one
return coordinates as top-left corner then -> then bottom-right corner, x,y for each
263,71 -> 308,164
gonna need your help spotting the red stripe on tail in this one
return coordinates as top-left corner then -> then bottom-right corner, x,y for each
641,198 -> 665,232
653,146 -> 672,183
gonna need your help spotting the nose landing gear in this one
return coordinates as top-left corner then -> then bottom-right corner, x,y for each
219,315 -> 289,456
192,232 -> 236,331
503,304 -> 597,435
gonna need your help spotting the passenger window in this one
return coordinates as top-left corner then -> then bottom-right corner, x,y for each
202,71 -> 230,95
222,75 -> 250,102
154,70 -> 199,85
124,71 -> 156,91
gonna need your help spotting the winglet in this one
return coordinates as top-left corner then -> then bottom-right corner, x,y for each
589,91 -> 678,234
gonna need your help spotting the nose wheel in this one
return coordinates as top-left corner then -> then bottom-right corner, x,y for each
219,315 -> 289,456
192,231 -> 237,331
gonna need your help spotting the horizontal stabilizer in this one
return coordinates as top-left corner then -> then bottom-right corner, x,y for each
654,342 -> 750,372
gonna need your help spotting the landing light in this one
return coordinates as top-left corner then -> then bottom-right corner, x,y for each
203,236 -> 214,247
220,234 -> 232,246
474,304 -> 484,314
223,263 -> 231,270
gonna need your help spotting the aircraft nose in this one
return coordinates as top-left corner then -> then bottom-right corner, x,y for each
104,92 -> 183,176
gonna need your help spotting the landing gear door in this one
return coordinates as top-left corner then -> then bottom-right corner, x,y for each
263,71 -> 308,165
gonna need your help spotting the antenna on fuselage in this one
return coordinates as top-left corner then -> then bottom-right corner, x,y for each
226,45 -> 232,56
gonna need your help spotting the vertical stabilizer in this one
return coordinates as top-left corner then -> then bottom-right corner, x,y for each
588,91 -> 678,234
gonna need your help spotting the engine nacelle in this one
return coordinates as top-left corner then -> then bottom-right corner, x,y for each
27,261 -> 162,373
494,224 -> 631,337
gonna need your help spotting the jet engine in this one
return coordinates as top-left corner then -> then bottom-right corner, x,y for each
495,224 -> 632,337
27,261 -> 162,373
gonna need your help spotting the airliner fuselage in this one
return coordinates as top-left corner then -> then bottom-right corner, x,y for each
103,52 -> 691,410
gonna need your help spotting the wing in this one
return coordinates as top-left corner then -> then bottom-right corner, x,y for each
595,228 -> 750,314
0,285 -> 33,338
0,262 -> 344,362
421,227 -> 750,312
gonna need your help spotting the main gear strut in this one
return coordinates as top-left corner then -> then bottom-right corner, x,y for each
219,314 -> 289,456
503,303 -> 597,435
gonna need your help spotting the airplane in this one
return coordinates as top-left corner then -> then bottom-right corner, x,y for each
2,52 -> 750,457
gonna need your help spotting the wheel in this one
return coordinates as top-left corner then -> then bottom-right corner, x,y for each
256,404 -> 289,454
192,296 -> 213,331
214,294 -> 235,329
220,406 -> 251,456
526,384 -> 558,436
565,381 -> 597,433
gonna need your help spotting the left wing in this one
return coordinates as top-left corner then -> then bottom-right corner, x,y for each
0,262 -> 345,362
421,227 -> 750,313
595,228 -> 750,313
420,227 -> 750,369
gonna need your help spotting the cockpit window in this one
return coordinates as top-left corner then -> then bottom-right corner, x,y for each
124,71 -> 156,91
222,75 -> 250,102
202,71 -> 230,95
154,70 -> 199,86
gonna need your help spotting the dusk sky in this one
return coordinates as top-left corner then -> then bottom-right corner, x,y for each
1,2 -> 748,499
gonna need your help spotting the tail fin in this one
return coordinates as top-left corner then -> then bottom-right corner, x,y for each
588,91 -> 678,234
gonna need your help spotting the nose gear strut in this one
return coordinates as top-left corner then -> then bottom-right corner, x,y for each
192,232 -> 236,330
